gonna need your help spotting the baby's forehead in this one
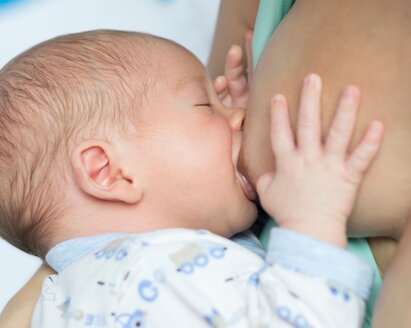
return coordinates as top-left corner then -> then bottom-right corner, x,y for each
152,47 -> 209,88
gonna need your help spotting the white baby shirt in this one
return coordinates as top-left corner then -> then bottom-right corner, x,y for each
32,228 -> 374,327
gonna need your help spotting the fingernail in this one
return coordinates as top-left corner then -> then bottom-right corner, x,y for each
272,95 -> 284,105
370,121 -> 383,136
343,86 -> 356,98
305,74 -> 318,86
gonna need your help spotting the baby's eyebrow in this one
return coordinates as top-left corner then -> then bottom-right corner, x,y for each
173,74 -> 208,93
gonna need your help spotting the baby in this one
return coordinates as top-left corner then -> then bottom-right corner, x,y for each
0,30 -> 383,327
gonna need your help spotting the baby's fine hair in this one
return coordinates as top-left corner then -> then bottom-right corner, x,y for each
0,30 -> 177,257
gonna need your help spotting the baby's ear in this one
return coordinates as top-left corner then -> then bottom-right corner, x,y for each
71,140 -> 143,204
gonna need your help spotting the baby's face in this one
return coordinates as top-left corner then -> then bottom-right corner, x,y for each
128,45 -> 257,237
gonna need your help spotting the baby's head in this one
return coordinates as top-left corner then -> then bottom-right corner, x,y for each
0,30 -> 257,258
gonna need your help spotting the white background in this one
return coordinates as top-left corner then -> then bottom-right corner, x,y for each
0,0 -> 220,312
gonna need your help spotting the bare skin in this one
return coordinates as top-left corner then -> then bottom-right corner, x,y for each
373,214 -> 411,328
0,264 -> 53,328
209,0 -> 411,276
208,0 -> 259,80
209,1 -> 411,326
4,0 -> 411,324
243,0 -> 411,239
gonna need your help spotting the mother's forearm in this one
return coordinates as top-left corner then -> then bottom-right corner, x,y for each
207,0 -> 258,79
373,216 -> 411,327
0,263 -> 54,328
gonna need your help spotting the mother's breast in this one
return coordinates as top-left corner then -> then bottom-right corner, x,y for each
242,0 -> 411,238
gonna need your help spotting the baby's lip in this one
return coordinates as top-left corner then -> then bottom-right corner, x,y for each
236,170 -> 258,201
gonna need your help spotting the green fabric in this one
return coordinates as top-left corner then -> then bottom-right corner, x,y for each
347,239 -> 382,328
252,0 -> 295,68
253,1 -> 381,326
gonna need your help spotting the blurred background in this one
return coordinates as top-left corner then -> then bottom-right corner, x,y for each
0,0 -> 220,312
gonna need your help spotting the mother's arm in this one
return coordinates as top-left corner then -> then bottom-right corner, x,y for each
373,216 -> 411,328
0,264 -> 54,328
207,0 -> 259,79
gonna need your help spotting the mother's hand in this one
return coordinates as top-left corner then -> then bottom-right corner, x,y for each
0,264 -> 54,328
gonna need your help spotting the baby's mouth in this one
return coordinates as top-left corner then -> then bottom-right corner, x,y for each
236,170 -> 258,201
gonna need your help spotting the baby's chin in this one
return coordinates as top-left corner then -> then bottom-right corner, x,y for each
239,205 -> 259,233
